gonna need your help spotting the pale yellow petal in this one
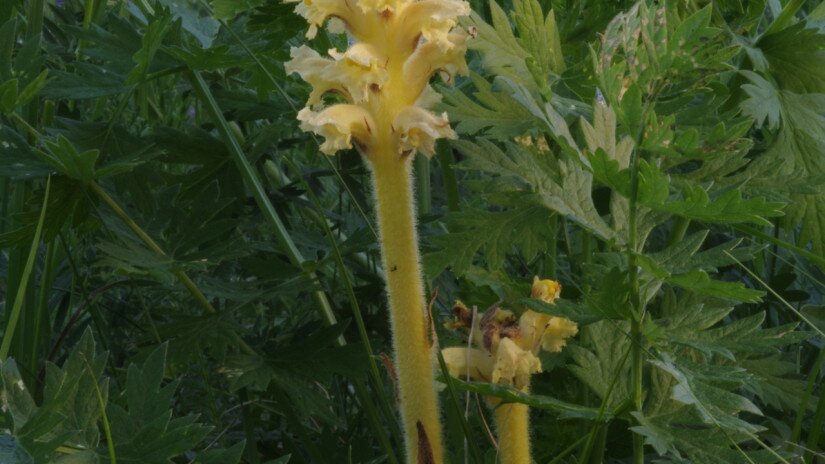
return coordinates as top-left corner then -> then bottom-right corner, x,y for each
394,0 -> 471,54
491,338 -> 541,390
531,276 -> 562,303
297,105 -> 374,155
516,310 -> 551,352
393,107 -> 456,157
356,0 -> 407,13
288,0 -> 368,38
404,31 -> 469,94
328,43 -> 388,102
286,45 -> 387,105
541,317 -> 578,353
441,347 -> 494,382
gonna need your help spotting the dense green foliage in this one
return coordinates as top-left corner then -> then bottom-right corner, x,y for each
0,0 -> 823,463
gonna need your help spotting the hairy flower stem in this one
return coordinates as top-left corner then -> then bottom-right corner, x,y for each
493,399 -> 531,464
370,151 -> 443,463
372,155 -> 440,458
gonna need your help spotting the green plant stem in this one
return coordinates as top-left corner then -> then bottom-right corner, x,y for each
627,98 -> 652,464
804,350 -> 825,463
288,157 -> 402,461
734,224 -> 825,270
436,140 -> 460,212
0,177 -> 50,361
666,216 -> 690,247
545,214 -> 558,278
29,239 -> 59,383
416,154 -> 432,216
187,71 -> 341,338
630,319 -> 644,464
238,389 -> 261,464
791,346 -> 825,448
89,181 -> 256,355
80,354 -> 116,464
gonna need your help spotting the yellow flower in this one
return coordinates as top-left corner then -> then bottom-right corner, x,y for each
394,107 -> 456,157
297,106 -> 375,154
531,275 -> 561,303
441,338 -> 540,391
287,2 -> 471,461
286,44 -> 388,106
442,276 -> 578,391
286,0 -> 470,160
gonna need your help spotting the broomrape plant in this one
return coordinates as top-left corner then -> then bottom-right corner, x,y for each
284,0 -> 471,461
442,278 -> 577,463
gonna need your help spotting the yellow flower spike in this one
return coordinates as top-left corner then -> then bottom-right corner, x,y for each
441,277 -> 578,464
287,0 -> 470,461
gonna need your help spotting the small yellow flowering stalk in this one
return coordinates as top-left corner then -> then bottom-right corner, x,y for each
284,0 -> 471,462
442,277 -> 578,464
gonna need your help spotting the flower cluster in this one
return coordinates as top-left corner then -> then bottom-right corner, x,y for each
285,0 -> 471,159
442,277 -> 578,391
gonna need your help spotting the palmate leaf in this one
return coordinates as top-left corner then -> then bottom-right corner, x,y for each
567,320 -> 632,410
658,305 -> 808,361
740,356 -> 813,413
438,74 -> 536,140
1,330 -> 106,462
423,201 -> 552,278
222,322 -> 367,427
589,149 -> 785,226
465,0 -> 564,95
758,21 -> 825,94
650,354 -> 764,434
107,344 -> 214,464
455,138 -> 619,243
631,408 -> 781,464
740,18 -> 825,256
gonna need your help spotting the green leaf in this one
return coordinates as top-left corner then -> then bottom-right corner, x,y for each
666,269 -> 764,302
127,11 -> 174,85
439,74 -> 536,140
759,21 -> 825,94
423,202 -> 552,278
567,320 -> 632,409
211,0 -> 265,20
632,408 -> 782,463
466,1 -> 531,86
447,378 -> 606,420
42,64 -> 128,99
455,138 -> 619,243
1,330 -> 107,462
194,441 -> 245,464
650,354 -> 764,434
107,343 -> 212,463
42,136 -> 100,182
15,70 -> 49,108
521,298 -> 600,325
663,185 -> 785,226
740,70 -> 781,130
0,78 -> 17,113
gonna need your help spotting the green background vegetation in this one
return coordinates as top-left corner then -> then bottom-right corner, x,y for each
0,0 -> 824,462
